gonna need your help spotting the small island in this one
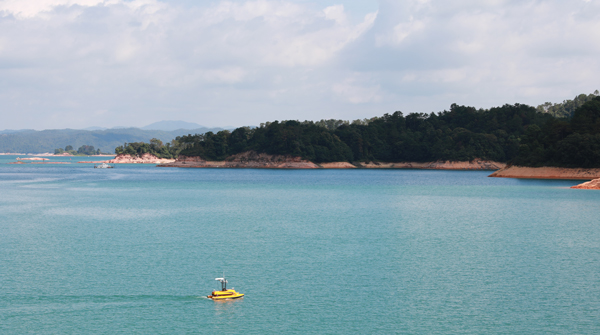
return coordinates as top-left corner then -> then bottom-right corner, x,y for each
54,145 -> 109,156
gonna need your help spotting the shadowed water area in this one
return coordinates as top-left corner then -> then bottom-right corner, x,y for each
1,156 -> 599,334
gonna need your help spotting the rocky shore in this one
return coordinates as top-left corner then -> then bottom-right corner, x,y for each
356,159 -> 505,170
571,178 -> 600,190
318,162 -> 357,169
79,153 -> 175,164
158,151 -> 320,169
489,166 -> 600,180
108,153 -> 175,164
157,151 -> 506,170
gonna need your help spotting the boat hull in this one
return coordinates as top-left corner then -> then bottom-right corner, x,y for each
209,294 -> 244,300
207,289 -> 244,300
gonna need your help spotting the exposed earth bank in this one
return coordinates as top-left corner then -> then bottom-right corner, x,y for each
489,166 -> 600,180
158,151 -> 320,169
571,178 -> 600,189
157,151 -> 506,170
356,159 -> 505,170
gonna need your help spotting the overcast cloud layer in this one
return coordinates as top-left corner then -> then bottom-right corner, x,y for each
1,0 -> 599,129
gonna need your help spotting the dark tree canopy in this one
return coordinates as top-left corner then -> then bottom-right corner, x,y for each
114,138 -> 182,159
172,103 -> 550,163
54,144 -> 102,155
513,96 -> 600,167
117,97 -> 600,168
536,90 -> 599,118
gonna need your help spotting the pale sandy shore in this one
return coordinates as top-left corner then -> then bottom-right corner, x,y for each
17,157 -> 49,161
78,153 -> 174,164
47,153 -> 115,157
30,162 -> 71,164
489,166 -> 600,180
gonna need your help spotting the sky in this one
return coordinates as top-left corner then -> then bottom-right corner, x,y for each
0,0 -> 599,129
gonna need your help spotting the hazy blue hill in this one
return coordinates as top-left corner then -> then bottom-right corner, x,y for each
0,129 -> 36,135
0,127 -> 223,153
82,126 -> 108,131
141,120 -> 206,131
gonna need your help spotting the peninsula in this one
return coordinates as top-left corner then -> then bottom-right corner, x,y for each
98,93 -> 600,184
571,178 -> 600,189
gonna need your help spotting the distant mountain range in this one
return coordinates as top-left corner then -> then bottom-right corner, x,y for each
141,120 -> 206,131
0,129 -> 36,135
0,121 -> 226,153
77,120 -> 207,132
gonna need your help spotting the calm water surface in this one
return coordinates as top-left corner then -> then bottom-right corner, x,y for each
1,156 -> 599,334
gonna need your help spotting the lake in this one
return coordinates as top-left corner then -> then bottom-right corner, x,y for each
1,155 -> 599,334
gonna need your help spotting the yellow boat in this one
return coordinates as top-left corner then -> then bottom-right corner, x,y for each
207,277 -> 244,300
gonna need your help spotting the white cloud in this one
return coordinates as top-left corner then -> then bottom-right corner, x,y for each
203,67 -> 247,83
333,77 -> 382,104
0,0 -> 104,18
0,0 -> 599,129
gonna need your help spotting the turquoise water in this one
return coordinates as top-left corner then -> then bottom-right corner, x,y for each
1,155 -> 599,334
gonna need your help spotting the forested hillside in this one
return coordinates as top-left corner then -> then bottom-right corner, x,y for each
114,96 -> 600,168
514,96 -> 600,167
536,91 -> 599,118
173,103 -> 550,163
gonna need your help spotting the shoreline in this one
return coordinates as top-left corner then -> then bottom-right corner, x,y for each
78,153 -> 175,164
488,166 -> 600,180
0,153 -> 115,156
157,153 -> 506,170
571,178 -> 600,190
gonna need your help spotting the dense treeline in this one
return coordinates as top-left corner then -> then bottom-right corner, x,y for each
54,145 -> 103,155
173,103 -> 552,163
116,96 -> 600,168
114,138 -> 182,159
536,90 -> 599,118
514,96 -> 600,167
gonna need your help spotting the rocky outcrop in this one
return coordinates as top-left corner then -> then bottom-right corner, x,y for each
158,151 -> 319,169
105,153 -> 176,164
571,178 -> 600,189
357,159 -> 505,170
489,166 -> 600,179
